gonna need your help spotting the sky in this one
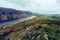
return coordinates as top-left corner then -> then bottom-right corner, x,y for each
0,0 -> 60,14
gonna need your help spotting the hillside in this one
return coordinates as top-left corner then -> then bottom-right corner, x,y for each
0,16 -> 60,40
0,7 -> 32,22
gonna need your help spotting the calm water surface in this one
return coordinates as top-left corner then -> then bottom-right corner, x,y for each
0,16 -> 36,26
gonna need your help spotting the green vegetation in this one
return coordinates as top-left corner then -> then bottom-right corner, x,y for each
0,16 -> 60,40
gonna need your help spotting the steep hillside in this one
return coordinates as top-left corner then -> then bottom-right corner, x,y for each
0,17 -> 60,40
0,7 -> 32,22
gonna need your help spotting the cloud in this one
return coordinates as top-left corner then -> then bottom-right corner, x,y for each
0,0 -> 59,14
0,0 -> 24,10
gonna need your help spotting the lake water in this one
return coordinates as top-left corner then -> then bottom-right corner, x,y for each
0,16 -> 36,26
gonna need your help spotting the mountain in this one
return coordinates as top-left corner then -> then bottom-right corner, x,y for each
0,7 -> 32,22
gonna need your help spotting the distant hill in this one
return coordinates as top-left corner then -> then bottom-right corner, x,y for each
0,7 -> 32,22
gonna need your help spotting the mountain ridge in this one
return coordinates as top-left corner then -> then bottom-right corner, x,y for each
0,7 -> 32,22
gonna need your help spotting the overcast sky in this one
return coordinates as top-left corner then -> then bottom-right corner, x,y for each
0,0 -> 60,14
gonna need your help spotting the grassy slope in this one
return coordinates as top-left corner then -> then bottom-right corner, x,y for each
0,17 -> 60,40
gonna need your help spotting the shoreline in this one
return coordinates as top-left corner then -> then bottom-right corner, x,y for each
0,16 -> 36,27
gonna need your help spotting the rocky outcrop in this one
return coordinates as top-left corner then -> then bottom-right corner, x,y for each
0,7 -> 32,22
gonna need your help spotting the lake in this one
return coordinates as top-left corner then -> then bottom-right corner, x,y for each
0,16 -> 36,26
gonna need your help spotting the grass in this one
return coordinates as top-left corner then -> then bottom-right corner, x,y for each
0,16 -> 60,40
